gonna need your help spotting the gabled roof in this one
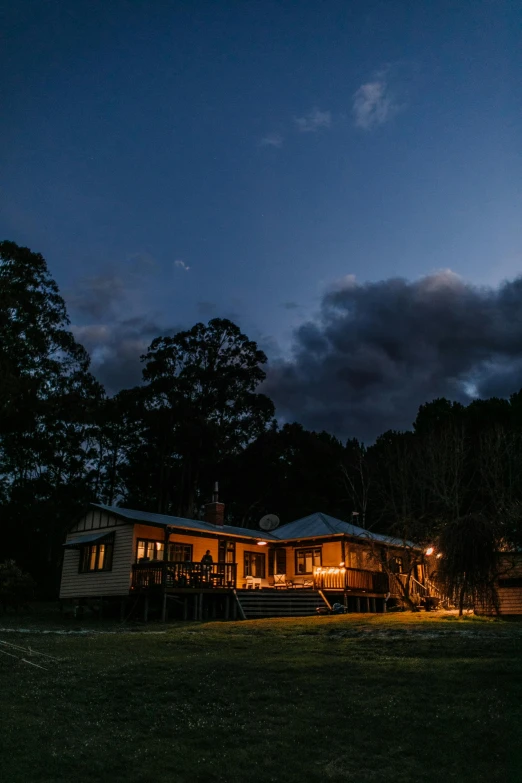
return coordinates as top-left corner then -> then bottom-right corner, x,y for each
92,503 -> 279,542
90,504 -> 417,548
271,511 -> 416,548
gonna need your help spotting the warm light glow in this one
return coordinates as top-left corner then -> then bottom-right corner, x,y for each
436,553 -> 442,559
425,547 -> 434,556
339,561 -> 345,567
257,540 -> 267,546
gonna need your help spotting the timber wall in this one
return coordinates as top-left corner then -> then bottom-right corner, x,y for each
60,512 -> 134,599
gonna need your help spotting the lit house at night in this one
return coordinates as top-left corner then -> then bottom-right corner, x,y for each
60,497 -> 436,620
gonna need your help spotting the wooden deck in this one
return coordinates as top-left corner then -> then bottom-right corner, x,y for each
131,561 -> 237,590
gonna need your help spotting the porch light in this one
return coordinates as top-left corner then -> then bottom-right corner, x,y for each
436,553 -> 442,559
339,561 -> 345,566
425,547 -> 434,556
257,540 -> 267,546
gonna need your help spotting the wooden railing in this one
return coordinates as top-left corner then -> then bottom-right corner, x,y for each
131,561 -> 237,590
313,567 -> 389,593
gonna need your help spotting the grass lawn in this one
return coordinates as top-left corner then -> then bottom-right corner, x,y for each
1,610 -> 522,783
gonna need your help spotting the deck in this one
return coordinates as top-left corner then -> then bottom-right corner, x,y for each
131,562 -> 389,594
131,561 -> 237,590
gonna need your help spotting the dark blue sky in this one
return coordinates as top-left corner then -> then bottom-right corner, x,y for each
1,1 -> 521,439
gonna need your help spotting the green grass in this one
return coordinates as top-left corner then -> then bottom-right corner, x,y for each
1,610 -> 522,783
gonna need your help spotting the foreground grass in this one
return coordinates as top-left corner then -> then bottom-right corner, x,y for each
1,611 -> 522,783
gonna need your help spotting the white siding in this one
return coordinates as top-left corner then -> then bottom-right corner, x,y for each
60,516 -> 134,599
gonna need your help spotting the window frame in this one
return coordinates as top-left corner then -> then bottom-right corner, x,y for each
136,538 -> 164,562
294,547 -> 322,575
79,536 -> 114,574
168,542 -> 193,562
218,539 -> 236,564
244,550 -> 266,578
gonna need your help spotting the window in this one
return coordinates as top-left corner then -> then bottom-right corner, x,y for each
137,539 -> 164,561
268,548 -> 287,576
244,551 -> 266,578
218,539 -> 236,563
168,543 -> 193,562
498,577 -> 522,588
79,539 -> 113,573
388,556 -> 403,574
137,539 -> 193,562
295,548 -> 321,574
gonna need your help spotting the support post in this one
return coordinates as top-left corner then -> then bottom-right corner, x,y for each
355,597 -> 361,613
161,526 -> 171,622
370,597 -> 376,613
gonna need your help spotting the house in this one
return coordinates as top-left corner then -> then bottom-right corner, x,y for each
476,553 -> 522,616
60,494 -> 435,620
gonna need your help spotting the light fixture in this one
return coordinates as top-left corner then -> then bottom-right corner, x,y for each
425,547 -> 434,556
339,561 -> 345,567
436,553 -> 442,559
257,540 -> 267,546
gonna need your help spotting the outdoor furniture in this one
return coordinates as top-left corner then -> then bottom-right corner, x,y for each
273,574 -> 286,589
244,576 -> 262,590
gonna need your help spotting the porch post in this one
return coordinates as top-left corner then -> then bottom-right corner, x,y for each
161,526 -> 170,622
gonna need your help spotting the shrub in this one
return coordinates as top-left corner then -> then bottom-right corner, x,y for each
0,560 -> 36,612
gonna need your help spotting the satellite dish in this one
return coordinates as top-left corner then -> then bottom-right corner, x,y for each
259,514 -> 280,531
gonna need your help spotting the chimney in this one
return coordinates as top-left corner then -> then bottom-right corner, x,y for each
205,481 -> 225,526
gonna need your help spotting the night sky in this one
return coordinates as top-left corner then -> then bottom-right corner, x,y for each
1,1 -> 521,441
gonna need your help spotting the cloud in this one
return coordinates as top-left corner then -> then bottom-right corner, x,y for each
294,108 -> 331,133
72,317 -> 180,393
260,133 -> 283,148
174,259 -> 190,271
281,301 -> 300,310
67,274 -> 127,319
352,68 -> 399,129
263,271 -> 522,443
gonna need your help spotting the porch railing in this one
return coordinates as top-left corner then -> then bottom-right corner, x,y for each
131,561 -> 237,590
313,566 -> 389,593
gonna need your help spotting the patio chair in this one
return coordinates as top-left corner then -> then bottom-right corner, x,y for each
244,576 -> 262,590
273,573 -> 287,589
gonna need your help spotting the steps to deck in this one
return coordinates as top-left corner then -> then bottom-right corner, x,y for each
236,588 -> 327,619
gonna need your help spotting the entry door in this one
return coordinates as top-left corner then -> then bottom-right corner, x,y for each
218,539 -> 236,563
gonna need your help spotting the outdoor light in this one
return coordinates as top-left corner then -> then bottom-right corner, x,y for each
339,561 -> 345,566
436,553 -> 442,559
257,540 -> 267,546
425,547 -> 434,556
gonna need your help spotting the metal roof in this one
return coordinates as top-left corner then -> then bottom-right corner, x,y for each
90,504 -> 417,548
92,504 -> 279,541
270,512 -> 417,548
64,530 -> 114,548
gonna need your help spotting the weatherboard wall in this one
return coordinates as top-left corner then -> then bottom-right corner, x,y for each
60,514 -> 134,599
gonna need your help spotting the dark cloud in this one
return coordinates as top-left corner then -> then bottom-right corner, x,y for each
73,317 -> 180,393
67,274 -> 127,319
264,271 -> 522,443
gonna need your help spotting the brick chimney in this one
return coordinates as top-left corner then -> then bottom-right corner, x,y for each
205,481 -> 225,526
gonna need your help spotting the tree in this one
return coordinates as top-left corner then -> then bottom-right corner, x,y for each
0,241 -> 104,592
435,514 -> 500,616
136,319 -> 275,517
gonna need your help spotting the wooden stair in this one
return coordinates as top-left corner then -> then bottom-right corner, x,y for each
236,588 -> 328,619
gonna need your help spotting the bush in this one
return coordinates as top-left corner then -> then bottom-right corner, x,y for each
0,560 -> 36,612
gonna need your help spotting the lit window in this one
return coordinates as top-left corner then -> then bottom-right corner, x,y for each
295,548 -> 322,574
244,551 -> 266,578
79,539 -> 114,573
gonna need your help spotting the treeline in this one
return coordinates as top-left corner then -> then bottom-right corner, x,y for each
2,241 -> 522,596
